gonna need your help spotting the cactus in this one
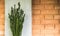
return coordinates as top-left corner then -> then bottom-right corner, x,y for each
8,2 -> 25,36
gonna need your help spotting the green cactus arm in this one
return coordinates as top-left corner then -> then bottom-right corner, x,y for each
8,2 -> 25,36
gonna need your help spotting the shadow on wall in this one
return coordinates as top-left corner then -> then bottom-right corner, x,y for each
55,0 -> 60,23
56,0 -> 60,33
32,0 -> 41,5
56,0 -> 60,6
0,0 -> 4,4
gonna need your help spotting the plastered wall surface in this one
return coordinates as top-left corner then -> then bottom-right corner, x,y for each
5,0 -> 32,36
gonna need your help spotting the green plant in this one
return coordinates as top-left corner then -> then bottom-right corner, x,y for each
8,2 -> 25,36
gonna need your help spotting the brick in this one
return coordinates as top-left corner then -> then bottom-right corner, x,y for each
32,19 -> 40,25
32,30 -> 40,34
0,20 -> 4,25
40,30 -> 45,36
54,24 -> 60,30
0,0 -> 4,5
55,24 -> 60,34
32,15 -> 40,20
41,20 -> 59,24
32,24 -> 44,36
0,18 -> 4,25
0,5 -> 4,9
0,31 -> 4,35
32,0 -> 40,5
0,0 -> 4,36
54,29 -> 59,34
45,15 -> 53,20
41,0 -> 57,4
45,24 -> 54,30
0,25 -> 4,30
55,6 -> 60,9
0,34 -> 4,36
32,5 -> 45,10
32,10 -> 40,15
0,14 -> 4,19
45,34 -> 54,36
45,4 -> 55,9
32,5 -> 40,9
54,15 -> 60,19
0,27 -> 4,31
32,15 -> 45,24
0,21 -> 4,25
32,24 -> 40,32
58,10 -> 60,14
40,34 -> 45,36
41,10 -> 58,14
32,15 -> 44,20
40,24 -> 44,30
0,9 -> 4,14
0,24 -> 5,31
32,0 -> 60,36
40,29 -> 45,33
44,29 -> 55,34
40,15 -> 44,20
32,34 -> 40,36
44,25 -> 59,36
54,34 -> 60,36
32,24 -> 44,30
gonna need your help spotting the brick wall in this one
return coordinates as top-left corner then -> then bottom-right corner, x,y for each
32,0 -> 60,36
0,0 -> 60,36
0,0 -> 4,36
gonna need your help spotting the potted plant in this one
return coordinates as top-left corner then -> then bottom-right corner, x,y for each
8,2 -> 25,36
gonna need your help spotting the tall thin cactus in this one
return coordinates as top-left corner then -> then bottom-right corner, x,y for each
8,2 -> 25,36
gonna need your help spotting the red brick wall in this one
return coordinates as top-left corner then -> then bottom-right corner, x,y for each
0,0 -> 4,36
0,0 -> 60,36
32,0 -> 60,36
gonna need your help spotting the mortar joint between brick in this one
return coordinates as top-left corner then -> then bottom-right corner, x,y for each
39,10 -> 41,13
44,15 -> 45,20
44,24 -> 45,29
